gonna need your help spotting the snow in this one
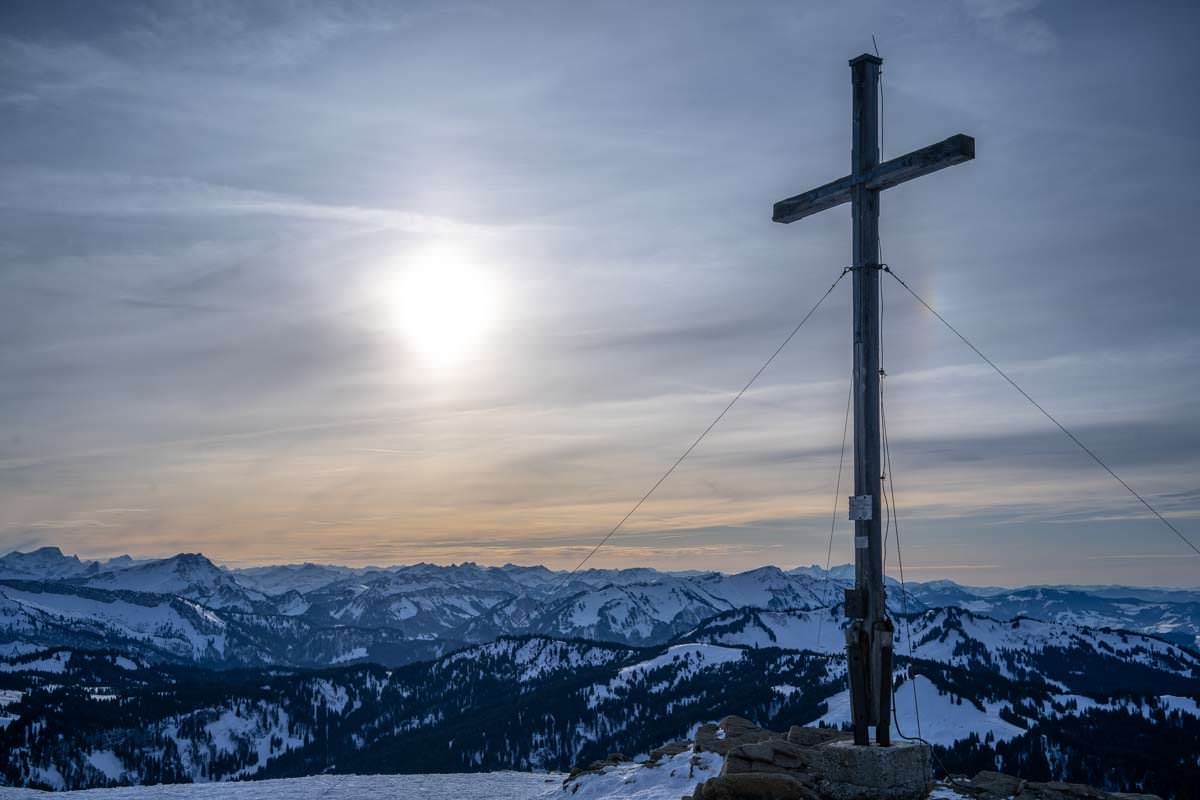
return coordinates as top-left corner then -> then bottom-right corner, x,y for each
331,647 -> 368,664
0,586 -> 228,660
695,566 -> 824,611
814,675 -> 1026,747
274,593 -> 310,616
0,548 -> 92,581
198,706 -> 304,778
29,766 -> 64,791
0,642 -> 40,659
84,751 -> 124,781
0,688 -> 18,728
0,773 -> 562,799
556,749 -> 722,799
0,651 -> 71,674
1042,692 -> 1200,722
589,644 -> 744,708
929,787 -> 973,800
442,639 -> 628,685
310,679 -> 353,713
620,644 -> 743,681
232,563 -> 358,596
1159,695 -> 1200,717
83,554 -> 265,611
694,609 -> 838,653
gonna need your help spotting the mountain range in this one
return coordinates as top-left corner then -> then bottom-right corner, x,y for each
2,547 -> 1198,669
0,546 -> 1197,795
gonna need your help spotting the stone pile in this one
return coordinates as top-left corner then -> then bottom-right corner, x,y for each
566,716 -> 1164,800
685,715 -> 927,800
955,770 -> 1163,800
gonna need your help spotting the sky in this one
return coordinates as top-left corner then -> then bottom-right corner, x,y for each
1,0 -> 1198,586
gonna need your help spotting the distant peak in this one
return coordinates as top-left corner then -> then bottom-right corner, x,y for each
157,552 -> 220,573
2,545 -> 74,563
741,565 -> 784,578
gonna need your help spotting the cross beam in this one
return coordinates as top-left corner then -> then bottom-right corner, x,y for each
772,134 -> 974,224
772,53 -> 974,747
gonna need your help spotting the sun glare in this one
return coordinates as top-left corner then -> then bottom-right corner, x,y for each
395,248 -> 497,366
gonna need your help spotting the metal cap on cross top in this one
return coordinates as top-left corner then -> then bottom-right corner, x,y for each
772,53 -> 974,747
848,53 -> 883,66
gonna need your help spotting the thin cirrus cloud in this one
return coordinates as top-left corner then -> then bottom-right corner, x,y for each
0,1 -> 1198,586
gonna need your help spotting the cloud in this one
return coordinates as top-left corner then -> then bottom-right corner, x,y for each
0,1 -> 1197,587
119,1 -> 406,70
961,0 -> 1058,53
0,169 -> 492,236
15,519 -> 118,531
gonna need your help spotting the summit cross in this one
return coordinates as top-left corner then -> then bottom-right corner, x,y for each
772,53 -> 974,747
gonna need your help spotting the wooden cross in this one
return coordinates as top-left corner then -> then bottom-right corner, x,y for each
772,53 -> 974,747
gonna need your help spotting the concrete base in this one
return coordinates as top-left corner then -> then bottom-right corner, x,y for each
808,739 -> 931,800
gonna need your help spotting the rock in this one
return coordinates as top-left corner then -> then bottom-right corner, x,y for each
565,751 -> 628,780
954,772 -> 1163,800
808,739 -> 932,800
690,772 -> 819,800
695,723 -> 725,754
1023,782 -> 1125,800
723,738 -> 814,775
647,739 -> 693,762
720,715 -> 765,739
970,770 -> 1026,797
787,726 -> 847,747
696,718 -> 774,755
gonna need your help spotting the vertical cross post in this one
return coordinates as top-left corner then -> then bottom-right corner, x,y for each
847,52 -> 891,746
772,52 -> 973,749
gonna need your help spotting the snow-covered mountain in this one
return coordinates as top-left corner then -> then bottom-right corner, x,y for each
686,605 -> 1199,693
0,581 -> 444,668
82,554 -> 270,613
1,546 -> 1197,667
5,547 -> 1192,792
0,547 -> 97,582
0,607 -> 1195,793
904,581 -> 1200,649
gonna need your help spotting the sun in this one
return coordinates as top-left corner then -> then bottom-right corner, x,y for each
395,247 -> 497,366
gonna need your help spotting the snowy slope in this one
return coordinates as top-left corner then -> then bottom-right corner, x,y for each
908,582 -> 1200,649
0,583 -> 231,661
0,773 -> 562,799
692,565 -> 829,610
231,563 -> 365,596
438,637 -> 635,684
688,606 -> 1200,680
815,674 -> 1026,746
0,582 -> 424,668
557,749 -> 721,799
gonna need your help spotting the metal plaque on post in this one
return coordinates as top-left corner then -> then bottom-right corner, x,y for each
848,494 -> 873,521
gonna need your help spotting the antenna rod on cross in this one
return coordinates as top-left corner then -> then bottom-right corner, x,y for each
772,53 -> 974,747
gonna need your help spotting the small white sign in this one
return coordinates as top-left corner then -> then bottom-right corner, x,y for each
848,495 -> 873,521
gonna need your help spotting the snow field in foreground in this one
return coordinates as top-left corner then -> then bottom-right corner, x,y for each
555,749 -> 723,799
0,772 -> 563,800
